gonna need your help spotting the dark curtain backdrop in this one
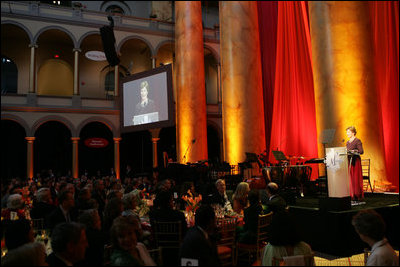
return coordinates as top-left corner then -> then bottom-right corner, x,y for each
369,1 -> 399,190
258,1 -> 319,180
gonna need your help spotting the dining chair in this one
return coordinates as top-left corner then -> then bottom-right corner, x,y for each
236,212 -> 273,265
216,217 -> 238,266
152,220 -> 183,266
361,159 -> 373,193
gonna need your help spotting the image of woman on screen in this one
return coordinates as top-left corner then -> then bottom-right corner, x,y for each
346,126 -> 364,202
135,81 -> 156,115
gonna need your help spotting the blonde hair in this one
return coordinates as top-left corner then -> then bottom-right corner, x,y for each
346,126 -> 357,135
232,182 -> 250,201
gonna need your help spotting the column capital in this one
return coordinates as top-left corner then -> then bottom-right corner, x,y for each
73,48 -> 82,53
25,137 -> 36,142
113,137 -> 122,143
71,137 -> 80,142
29,44 -> 38,49
152,137 -> 160,143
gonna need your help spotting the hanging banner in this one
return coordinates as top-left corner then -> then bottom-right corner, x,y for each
84,138 -> 109,148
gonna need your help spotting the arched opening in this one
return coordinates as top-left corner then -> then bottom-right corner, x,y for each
120,131 -> 152,178
79,122 -> 114,177
34,121 -> 72,177
36,28 -> 74,96
207,124 -> 221,163
1,120 -> 27,180
1,56 -> 18,94
37,59 -> 73,96
204,47 -> 219,104
119,38 -> 152,76
159,126 -> 177,167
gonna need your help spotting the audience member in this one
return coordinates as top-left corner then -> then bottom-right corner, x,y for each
4,219 -> 35,250
149,190 -> 187,236
110,216 -> 155,266
46,190 -> 77,230
237,189 -> 264,244
31,188 -> 56,220
76,209 -> 105,266
46,222 -> 88,266
179,204 -> 221,266
102,197 -> 123,243
209,179 -> 233,213
1,242 -> 48,266
262,182 -> 287,214
232,182 -> 250,215
75,187 -> 93,211
352,210 -> 398,266
261,211 -> 314,265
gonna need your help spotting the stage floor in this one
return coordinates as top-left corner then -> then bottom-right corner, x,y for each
287,192 -> 399,257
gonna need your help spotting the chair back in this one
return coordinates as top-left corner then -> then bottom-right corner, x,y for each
257,212 -> 273,244
153,220 -> 183,248
361,159 -> 370,178
272,254 -> 315,266
217,217 -> 237,246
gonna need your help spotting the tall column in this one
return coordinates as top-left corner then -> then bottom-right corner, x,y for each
114,65 -> 119,96
150,129 -> 161,168
28,44 -> 37,93
73,48 -> 81,95
71,137 -> 80,179
175,1 -> 208,163
309,2 -> 386,184
113,138 -> 122,179
220,2 -> 266,165
25,137 -> 35,180
151,56 -> 156,68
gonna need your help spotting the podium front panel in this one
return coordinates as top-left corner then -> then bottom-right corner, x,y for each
325,147 -> 350,198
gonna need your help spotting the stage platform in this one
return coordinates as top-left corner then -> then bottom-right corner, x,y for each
287,192 -> 399,257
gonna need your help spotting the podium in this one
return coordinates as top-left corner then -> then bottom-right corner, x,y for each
319,147 -> 351,211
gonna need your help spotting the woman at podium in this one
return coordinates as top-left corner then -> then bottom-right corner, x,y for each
346,126 -> 364,202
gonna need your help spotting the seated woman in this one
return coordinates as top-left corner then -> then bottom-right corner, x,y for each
110,216 -> 155,266
261,211 -> 314,266
237,189 -> 264,244
232,182 -> 250,216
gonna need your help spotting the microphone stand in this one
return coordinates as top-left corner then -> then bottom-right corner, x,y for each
182,139 -> 195,163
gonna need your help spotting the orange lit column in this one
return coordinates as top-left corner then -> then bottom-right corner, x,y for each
309,2 -> 386,185
71,137 -> 80,179
73,48 -> 80,95
113,137 -> 122,179
28,44 -> 37,93
25,137 -> 35,180
219,2 -> 266,165
150,129 -> 161,168
175,1 -> 208,163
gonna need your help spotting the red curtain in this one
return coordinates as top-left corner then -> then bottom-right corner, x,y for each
369,1 -> 399,190
258,1 -> 319,180
258,1 -> 278,154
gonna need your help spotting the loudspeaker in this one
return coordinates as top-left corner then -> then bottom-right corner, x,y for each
319,196 -> 351,211
100,25 -> 120,66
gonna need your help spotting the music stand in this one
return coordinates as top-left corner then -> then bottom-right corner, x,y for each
245,152 -> 259,163
272,150 -> 288,162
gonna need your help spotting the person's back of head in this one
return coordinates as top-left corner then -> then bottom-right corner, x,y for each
50,222 -> 87,263
352,210 -> 386,243
248,189 -> 260,206
36,188 -> 51,203
154,190 -> 173,209
266,182 -> 279,196
269,211 -> 302,246
195,204 -> 215,231
1,242 -> 47,266
6,194 -> 24,210
4,219 -> 34,250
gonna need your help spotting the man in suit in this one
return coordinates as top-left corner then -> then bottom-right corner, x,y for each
262,182 -> 287,214
31,187 -> 56,220
179,205 -> 221,266
46,190 -> 77,230
208,179 -> 233,213
46,222 -> 88,266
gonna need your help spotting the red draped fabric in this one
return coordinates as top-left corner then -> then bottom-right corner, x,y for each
257,1 -> 278,154
260,1 -> 319,180
369,1 -> 399,191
